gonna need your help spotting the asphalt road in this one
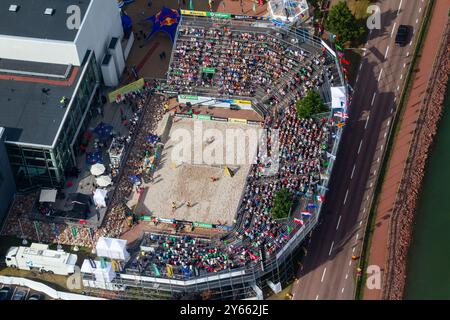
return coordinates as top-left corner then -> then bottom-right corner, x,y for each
291,0 -> 427,300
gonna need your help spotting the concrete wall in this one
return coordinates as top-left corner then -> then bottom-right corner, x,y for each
0,36 -> 80,65
75,0 -> 124,65
0,128 -> 16,224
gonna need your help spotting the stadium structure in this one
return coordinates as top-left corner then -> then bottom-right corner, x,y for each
81,11 -> 348,300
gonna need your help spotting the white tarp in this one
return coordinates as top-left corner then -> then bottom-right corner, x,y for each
39,189 -> 57,203
331,86 -> 347,109
81,260 -> 116,282
93,189 -> 108,208
96,237 -> 130,261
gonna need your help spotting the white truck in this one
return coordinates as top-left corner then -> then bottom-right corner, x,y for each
5,243 -> 78,276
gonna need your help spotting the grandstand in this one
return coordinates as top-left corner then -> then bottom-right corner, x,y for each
82,12 -> 347,300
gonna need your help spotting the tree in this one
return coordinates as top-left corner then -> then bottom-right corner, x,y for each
325,1 -> 365,43
272,188 -> 293,220
296,91 -> 327,118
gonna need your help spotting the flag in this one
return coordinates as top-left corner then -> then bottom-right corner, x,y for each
335,43 -> 343,51
189,0 -> 194,10
337,51 -> 345,59
317,195 -> 325,202
152,263 -> 161,276
307,203 -> 318,209
294,218 -> 304,226
334,111 -> 349,119
336,121 -> 346,128
71,227 -> 77,237
166,264 -> 174,277
342,67 -> 349,74
301,211 -> 313,217
287,226 -> 292,233
340,58 -> 350,65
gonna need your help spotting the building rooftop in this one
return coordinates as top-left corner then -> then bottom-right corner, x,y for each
0,59 -> 84,146
0,0 -> 91,42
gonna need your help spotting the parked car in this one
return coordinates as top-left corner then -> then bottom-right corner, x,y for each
395,25 -> 410,46
12,289 -> 28,300
0,286 -> 12,300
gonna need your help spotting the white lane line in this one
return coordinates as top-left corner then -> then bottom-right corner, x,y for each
341,287 -> 345,293
363,208 -> 366,214
387,120 -> 391,126
377,157 -> 380,163
384,132 -> 388,138
343,189 -> 349,205
336,215 -> 342,230
358,140 -> 363,154
407,51 -> 410,57
353,247 -> 356,253
316,294 -> 319,300
419,7 -> 422,13
345,273 -> 349,280
321,268 -> 327,282
349,260 -> 352,266
403,63 -> 406,68
410,41 -> 413,46
416,18 -> 419,24
356,233 -> 359,240
329,241 -> 335,256
356,74 -> 360,83
378,69 -> 383,82
381,144 -> 384,151
351,165 -> 356,179
371,93 -> 377,106
365,116 -> 370,129
398,0 -> 403,11
384,46 -> 390,59
391,23 -> 397,37
397,85 -> 400,91
359,64 -> 363,71
400,74 -> 403,80
360,220 -> 363,226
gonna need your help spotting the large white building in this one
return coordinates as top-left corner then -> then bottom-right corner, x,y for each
0,0 -> 127,190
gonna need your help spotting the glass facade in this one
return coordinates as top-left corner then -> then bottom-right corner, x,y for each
6,51 -> 102,190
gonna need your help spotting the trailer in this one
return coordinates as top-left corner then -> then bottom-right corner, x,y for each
5,243 -> 78,276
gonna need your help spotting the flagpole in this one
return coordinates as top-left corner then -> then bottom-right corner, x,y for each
34,221 -> 41,243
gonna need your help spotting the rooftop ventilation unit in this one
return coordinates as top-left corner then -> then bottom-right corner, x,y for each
44,8 -> 54,15
8,4 -> 19,12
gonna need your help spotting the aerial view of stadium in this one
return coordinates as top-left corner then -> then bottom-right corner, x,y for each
0,0 -> 449,308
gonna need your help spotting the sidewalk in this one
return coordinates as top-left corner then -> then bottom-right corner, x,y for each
364,0 -> 449,300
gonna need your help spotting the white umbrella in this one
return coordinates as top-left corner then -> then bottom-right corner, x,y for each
91,163 -> 106,176
96,175 -> 112,187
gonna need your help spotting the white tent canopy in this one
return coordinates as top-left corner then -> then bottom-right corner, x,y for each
96,175 -> 112,187
93,189 -> 108,208
268,0 -> 309,23
39,189 -> 57,203
331,86 -> 348,109
90,163 -> 106,176
81,259 -> 116,282
96,237 -> 130,261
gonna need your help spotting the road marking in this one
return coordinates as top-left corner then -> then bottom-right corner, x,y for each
416,18 -> 419,24
419,7 -> 422,13
336,215 -> 342,230
384,46 -> 390,59
370,182 -> 373,188
398,0 -> 403,11
344,189 -> 349,205
349,260 -> 352,266
316,294 -> 319,300
371,93 -> 377,106
345,273 -> 349,279
363,208 -> 366,213
400,74 -> 403,80
407,51 -> 410,57
397,85 -> 400,91
366,195 -> 370,201
365,116 -> 370,129
341,287 -> 345,293
359,64 -> 363,71
381,144 -> 384,151
358,140 -> 363,154
391,23 -> 397,38
356,233 -> 359,240
410,40 -> 413,46
353,247 -> 356,253
321,268 -> 327,282
384,132 -> 388,138
387,120 -> 391,126
355,74 -> 359,83
378,69 -> 383,82
351,165 -> 356,179
360,220 -> 363,226
329,241 -> 334,256
403,63 -> 406,68
391,108 -> 394,113
377,157 -> 380,163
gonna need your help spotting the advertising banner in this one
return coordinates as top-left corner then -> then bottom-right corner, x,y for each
196,114 -> 212,120
193,222 -> 214,229
108,78 -> 145,103
211,116 -> 228,122
229,118 -> 248,124
175,113 -> 193,118
247,120 -> 264,126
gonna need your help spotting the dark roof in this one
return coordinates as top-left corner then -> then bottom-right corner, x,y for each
0,0 -> 91,41
0,58 -> 71,78
0,64 -> 83,146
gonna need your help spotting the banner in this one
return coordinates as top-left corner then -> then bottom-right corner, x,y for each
202,67 -> 216,73
108,78 -> 145,103
211,116 -> 228,122
180,9 -> 207,16
196,114 -> 211,120
247,120 -> 264,126
193,222 -> 213,229
229,118 -> 248,124
158,218 -> 175,224
175,113 -> 193,118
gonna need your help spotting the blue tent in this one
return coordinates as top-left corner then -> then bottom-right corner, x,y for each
121,12 -> 133,36
93,122 -> 113,140
142,7 -> 181,43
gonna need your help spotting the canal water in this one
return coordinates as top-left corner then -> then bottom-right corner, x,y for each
404,79 -> 450,299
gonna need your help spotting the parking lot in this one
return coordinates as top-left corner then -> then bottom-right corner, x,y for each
0,284 -> 49,300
